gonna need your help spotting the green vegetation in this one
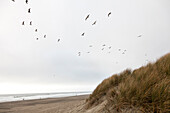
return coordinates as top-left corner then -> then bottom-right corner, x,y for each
86,53 -> 170,112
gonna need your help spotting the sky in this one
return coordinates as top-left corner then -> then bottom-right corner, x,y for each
0,0 -> 170,94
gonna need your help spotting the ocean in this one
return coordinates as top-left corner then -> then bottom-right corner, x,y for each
0,91 -> 91,103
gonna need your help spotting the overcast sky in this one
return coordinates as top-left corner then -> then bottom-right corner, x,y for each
0,0 -> 170,94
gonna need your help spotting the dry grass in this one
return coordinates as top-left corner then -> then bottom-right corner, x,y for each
86,53 -> 170,113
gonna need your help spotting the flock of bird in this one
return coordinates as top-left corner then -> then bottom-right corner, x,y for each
81,12 -> 111,37
11,0 -> 144,60
12,0 -> 61,42
78,12 -> 129,56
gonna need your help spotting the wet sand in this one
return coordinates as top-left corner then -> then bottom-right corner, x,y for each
0,95 -> 89,113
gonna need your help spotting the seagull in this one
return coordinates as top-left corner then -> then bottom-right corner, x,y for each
85,14 -> 90,21
26,0 -> 28,4
78,52 -> 81,56
138,35 -> 142,37
108,12 -> 111,17
44,35 -> 46,38
30,21 -> 32,25
35,29 -> 37,32
57,39 -> 60,42
28,8 -> 31,13
22,21 -> 25,25
92,21 -> 96,25
81,32 -> 85,36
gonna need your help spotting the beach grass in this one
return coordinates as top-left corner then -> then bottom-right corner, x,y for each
86,53 -> 170,113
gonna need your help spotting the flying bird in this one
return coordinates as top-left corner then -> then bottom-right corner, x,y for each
89,45 -> 92,47
26,0 -> 28,4
81,32 -> 85,36
28,8 -> 31,13
22,21 -> 25,25
12,0 -> 15,2
85,14 -> 90,21
35,29 -> 37,32
30,21 -> 32,25
36,38 -> 38,40
87,52 -> 90,53
102,44 -> 106,46
78,52 -> 81,56
44,35 -> 46,38
57,39 -> 60,42
92,21 -> 96,25
138,35 -> 142,37
118,49 -> 121,51
109,46 -> 111,49
102,48 -> 104,50
108,12 -> 111,17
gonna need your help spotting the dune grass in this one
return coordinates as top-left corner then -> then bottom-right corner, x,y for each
86,53 -> 170,112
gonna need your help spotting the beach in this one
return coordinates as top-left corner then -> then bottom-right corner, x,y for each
0,95 -> 89,113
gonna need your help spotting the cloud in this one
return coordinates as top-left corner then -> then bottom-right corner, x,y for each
0,0 -> 170,93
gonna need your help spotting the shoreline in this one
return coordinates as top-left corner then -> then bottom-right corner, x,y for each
0,95 -> 89,113
0,94 -> 88,104
0,91 -> 91,103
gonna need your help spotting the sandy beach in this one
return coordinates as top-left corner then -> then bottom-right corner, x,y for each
0,95 -> 89,113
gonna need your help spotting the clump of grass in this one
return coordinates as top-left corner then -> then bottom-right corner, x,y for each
86,53 -> 170,112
